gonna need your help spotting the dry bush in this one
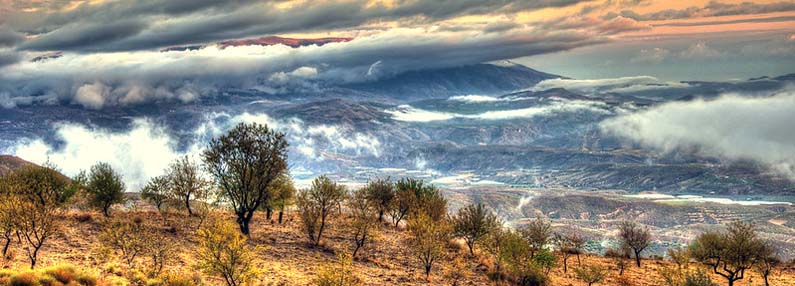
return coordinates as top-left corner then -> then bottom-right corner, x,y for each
313,252 -> 363,286
99,217 -> 147,268
196,219 -> 261,286
574,264 -> 608,286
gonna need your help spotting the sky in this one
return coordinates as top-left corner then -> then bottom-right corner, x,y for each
0,0 -> 794,108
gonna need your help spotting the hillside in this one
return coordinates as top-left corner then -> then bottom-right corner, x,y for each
0,155 -> 37,175
2,209 -> 792,286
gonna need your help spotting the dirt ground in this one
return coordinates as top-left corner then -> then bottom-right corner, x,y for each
3,210 -> 794,286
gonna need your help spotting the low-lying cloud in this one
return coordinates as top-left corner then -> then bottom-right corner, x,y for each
4,112 -> 381,190
386,99 -> 610,122
532,76 -> 689,94
600,88 -> 795,179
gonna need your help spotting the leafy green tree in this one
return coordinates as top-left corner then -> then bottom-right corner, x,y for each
140,174 -> 171,212
167,156 -> 211,216
296,176 -> 347,246
533,248 -> 557,275
451,203 -> 498,255
203,122 -> 288,235
268,173 -> 296,224
86,162 -> 126,217
618,221 -> 651,267
364,177 -> 394,222
690,221 -> 768,286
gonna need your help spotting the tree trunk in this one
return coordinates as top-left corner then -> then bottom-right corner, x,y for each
563,256 -> 568,273
2,237 -> 10,257
103,204 -> 111,217
185,196 -> 193,216
634,250 -> 642,267
764,274 -> 770,286
278,209 -> 284,224
467,240 -> 475,256
378,210 -> 384,222
237,214 -> 251,235
266,208 -> 273,220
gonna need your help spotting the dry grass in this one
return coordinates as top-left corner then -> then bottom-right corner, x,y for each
0,210 -> 793,286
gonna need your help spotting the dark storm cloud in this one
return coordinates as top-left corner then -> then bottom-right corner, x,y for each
0,50 -> 21,67
0,26 -> 24,47
609,1 -> 795,21
7,0 -> 593,52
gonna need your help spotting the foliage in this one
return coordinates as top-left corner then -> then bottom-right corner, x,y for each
296,176 -> 347,247
86,162 -> 126,217
604,245 -> 631,275
203,122 -> 288,235
346,187 -> 377,258
520,218 -> 551,259
141,174 -> 172,212
574,264 -> 608,286
268,173 -> 296,224
451,203 -> 498,255
166,156 -> 211,216
618,221 -> 651,267
99,217 -> 147,268
690,221 -> 770,286
1,264 -> 96,286
313,252 -> 363,286
363,177 -> 394,223
407,212 -> 451,281
196,219 -> 260,286
532,248 -> 557,275
553,231 -> 585,273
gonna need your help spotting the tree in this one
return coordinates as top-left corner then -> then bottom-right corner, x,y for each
364,178 -> 394,222
3,166 -> 68,269
618,221 -> 651,267
520,218 -> 552,259
690,221 -> 767,286
203,122 -> 288,235
167,156 -> 211,216
389,178 -> 418,228
533,248 -> 557,275
407,212 -> 451,281
604,246 -> 631,275
99,217 -> 146,268
451,203 -> 498,256
482,226 -> 511,283
347,187 -> 377,258
755,242 -> 779,286
553,231 -> 585,273
86,162 -> 126,217
296,176 -> 347,247
196,219 -> 260,286
268,173 -> 296,224
140,174 -> 171,212
574,264 -> 608,286
0,195 -> 15,258
493,229 -> 547,286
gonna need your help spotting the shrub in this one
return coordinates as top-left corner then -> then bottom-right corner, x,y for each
196,219 -> 260,286
43,264 -> 76,284
99,217 -> 147,268
9,272 -> 37,286
313,252 -> 362,286
532,248 -> 557,275
574,264 -> 608,286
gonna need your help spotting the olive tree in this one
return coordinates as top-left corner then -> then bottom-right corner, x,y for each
140,174 -> 171,212
347,187 -> 377,258
203,122 -> 288,235
520,218 -> 552,259
167,156 -> 211,216
364,177 -> 394,222
267,173 -> 296,224
407,212 -> 451,281
618,221 -> 651,267
86,162 -> 126,217
690,221 -> 768,286
296,176 -> 347,247
451,203 -> 498,256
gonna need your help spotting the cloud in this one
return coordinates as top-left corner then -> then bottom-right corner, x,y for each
613,1 -> 795,21
679,42 -> 722,59
386,99 -> 610,122
6,0 -> 593,52
631,47 -> 670,64
0,49 -> 21,68
0,26 -> 24,47
447,95 -> 501,103
3,111 -> 382,189
0,26 -> 605,109
600,88 -> 795,179
532,76 -> 688,93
